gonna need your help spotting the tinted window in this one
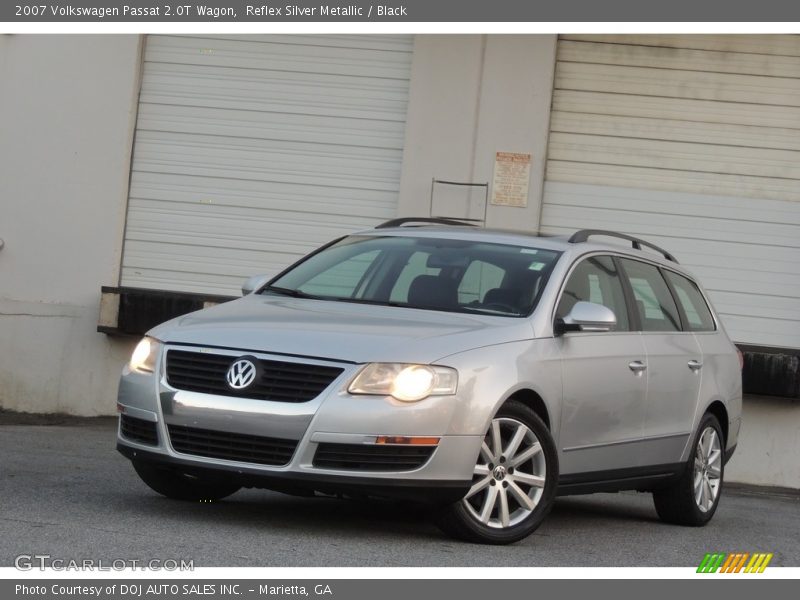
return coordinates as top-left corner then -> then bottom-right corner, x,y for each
300,249 -> 380,297
664,271 -> 716,332
389,251 -> 440,303
619,259 -> 681,332
556,255 -> 630,331
390,255 -> 508,306
268,235 -> 561,316
457,260 -> 506,305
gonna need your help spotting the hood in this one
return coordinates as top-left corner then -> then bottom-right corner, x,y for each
149,293 -> 535,364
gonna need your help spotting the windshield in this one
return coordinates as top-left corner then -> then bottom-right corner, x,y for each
263,235 -> 561,317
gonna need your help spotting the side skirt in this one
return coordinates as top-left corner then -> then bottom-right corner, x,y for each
557,463 -> 686,496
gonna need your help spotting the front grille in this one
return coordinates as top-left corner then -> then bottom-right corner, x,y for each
120,415 -> 158,446
165,349 -> 344,403
167,424 -> 298,466
313,443 -> 436,472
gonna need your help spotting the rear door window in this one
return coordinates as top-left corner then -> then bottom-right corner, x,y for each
619,258 -> 682,332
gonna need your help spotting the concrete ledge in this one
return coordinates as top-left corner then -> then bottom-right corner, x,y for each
0,408 -> 116,427
725,481 -> 800,500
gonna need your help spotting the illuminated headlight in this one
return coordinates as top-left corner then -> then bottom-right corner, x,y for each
129,337 -> 161,374
348,363 -> 458,402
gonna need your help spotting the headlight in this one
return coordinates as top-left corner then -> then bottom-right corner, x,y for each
129,337 -> 161,374
348,363 -> 458,402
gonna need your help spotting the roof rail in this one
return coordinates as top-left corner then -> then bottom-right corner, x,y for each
568,229 -> 678,263
375,217 -> 479,229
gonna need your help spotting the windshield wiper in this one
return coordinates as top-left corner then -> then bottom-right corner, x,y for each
261,285 -> 323,300
263,290 -> 405,308
331,297 -> 406,308
458,305 -> 523,317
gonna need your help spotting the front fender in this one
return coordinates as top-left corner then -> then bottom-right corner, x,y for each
437,338 -> 562,442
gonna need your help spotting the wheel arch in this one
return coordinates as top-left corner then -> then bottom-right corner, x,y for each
704,400 -> 729,446
505,388 -> 551,431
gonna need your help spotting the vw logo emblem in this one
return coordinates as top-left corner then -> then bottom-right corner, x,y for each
226,358 -> 257,390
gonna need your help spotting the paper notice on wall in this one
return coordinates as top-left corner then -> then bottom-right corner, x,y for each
491,152 -> 532,207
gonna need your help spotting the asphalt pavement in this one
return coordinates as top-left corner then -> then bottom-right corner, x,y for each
1,417 -> 798,567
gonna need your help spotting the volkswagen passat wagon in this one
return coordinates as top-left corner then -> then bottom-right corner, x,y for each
117,219 -> 742,544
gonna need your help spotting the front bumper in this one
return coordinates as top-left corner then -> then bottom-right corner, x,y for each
117,344 -> 479,503
117,442 -> 471,504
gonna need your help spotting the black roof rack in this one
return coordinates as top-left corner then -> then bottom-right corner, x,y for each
375,217 -> 479,229
568,229 -> 678,263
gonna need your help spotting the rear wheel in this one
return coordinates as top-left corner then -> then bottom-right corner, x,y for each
132,461 -> 241,502
653,413 -> 724,526
435,400 -> 558,544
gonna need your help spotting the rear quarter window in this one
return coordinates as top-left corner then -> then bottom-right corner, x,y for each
664,271 -> 716,332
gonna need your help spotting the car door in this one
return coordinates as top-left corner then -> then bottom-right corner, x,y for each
618,258 -> 702,467
555,255 -> 648,475
662,269 -> 741,450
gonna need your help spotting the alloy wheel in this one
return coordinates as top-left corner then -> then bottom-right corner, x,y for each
693,426 -> 722,513
462,417 -> 547,529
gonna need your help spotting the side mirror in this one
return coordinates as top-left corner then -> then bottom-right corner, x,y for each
555,301 -> 617,335
241,274 -> 271,296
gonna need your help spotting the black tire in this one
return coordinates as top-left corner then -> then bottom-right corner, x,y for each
653,413 -> 724,526
435,399 -> 558,544
132,460 -> 241,502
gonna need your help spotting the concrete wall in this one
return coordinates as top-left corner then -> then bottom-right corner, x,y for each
398,35 -> 557,230
0,35 -> 142,415
726,396 -> 800,490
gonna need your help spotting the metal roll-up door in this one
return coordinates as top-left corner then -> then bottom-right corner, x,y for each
120,34 -> 414,296
541,35 -> 800,348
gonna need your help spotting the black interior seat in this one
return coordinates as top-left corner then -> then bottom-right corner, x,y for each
407,274 -> 458,310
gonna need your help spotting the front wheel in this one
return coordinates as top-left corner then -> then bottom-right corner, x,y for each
132,460 -> 241,502
435,400 -> 558,544
652,413 -> 724,526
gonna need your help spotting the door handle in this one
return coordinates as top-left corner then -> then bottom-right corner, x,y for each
628,360 -> 647,374
688,359 -> 703,371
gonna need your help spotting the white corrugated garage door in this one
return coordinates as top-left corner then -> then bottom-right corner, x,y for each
121,34 -> 414,296
541,35 -> 800,349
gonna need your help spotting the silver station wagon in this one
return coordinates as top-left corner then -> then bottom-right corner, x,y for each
117,218 -> 742,544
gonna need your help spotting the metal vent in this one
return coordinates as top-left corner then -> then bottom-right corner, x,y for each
168,424 -> 298,466
120,415 -> 158,446
313,443 -> 435,471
